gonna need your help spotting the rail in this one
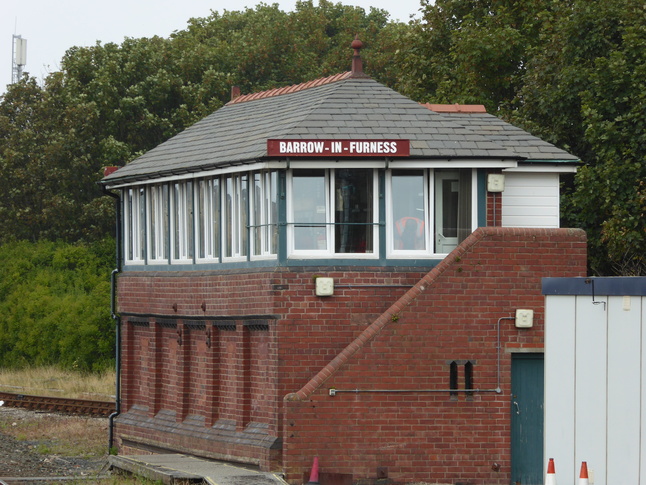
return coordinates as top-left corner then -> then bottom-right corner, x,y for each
0,391 -> 115,417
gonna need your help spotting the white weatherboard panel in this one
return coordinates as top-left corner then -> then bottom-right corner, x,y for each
574,296 -> 608,485
502,172 -> 559,227
544,295 -> 576,477
607,296 -> 641,484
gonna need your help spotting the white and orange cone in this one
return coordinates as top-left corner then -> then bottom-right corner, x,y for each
307,457 -> 320,485
579,461 -> 589,485
545,458 -> 556,485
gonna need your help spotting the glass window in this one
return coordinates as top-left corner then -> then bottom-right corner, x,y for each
124,186 -> 145,263
292,170 -> 327,251
251,171 -> 278,257
391,170 -> 427,251
171,181 -> 194,262
223,174 -> 248,259
289,168 -> 377,256
334,169 -> 374,254
147,184 -> 169,262
388,169 -> 473,256
196,178 -> 220,261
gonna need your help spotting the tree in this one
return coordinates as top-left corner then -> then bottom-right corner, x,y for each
0,2 -> 405,244
0,239 -> 115,371
513,0 -> 646,274
401,0 -> 645,275
397,0 -> 548,109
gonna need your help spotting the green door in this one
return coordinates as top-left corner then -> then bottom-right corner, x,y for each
511,353 -> 544,485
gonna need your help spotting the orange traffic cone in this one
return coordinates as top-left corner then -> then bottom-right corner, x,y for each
579,461 -> 589,485
307,457 -> 319,485
545,458 -> 556,485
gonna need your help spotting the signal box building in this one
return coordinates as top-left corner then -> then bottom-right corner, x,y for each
101,41 -> 587,485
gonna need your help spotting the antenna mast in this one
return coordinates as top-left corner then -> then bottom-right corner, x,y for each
12,34 -> 27,84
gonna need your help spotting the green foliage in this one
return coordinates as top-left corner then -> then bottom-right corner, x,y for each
0,239 -> 115,371
0,1 -> 401,245
0,0 -> 643,282
401,0 -> 646,275
513,0 -> 646,274
397,0 -> 548,109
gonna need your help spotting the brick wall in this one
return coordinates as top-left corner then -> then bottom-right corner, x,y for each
114,227 -> 586,478
114,266 -> 426,469
283,227 -> 587,484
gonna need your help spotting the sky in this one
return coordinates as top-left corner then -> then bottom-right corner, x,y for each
2,0 -> 424,94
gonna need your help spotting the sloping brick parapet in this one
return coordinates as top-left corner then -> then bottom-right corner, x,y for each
283,227 -> 587,485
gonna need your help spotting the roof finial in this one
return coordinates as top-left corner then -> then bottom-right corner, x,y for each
350,35 -> 367,77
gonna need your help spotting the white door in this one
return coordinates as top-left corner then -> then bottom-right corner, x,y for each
434,171 -> 460,253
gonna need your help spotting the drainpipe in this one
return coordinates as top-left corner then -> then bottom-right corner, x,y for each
100,175 -> 122,453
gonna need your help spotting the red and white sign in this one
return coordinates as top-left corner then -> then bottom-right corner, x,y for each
267,139 -> 410,157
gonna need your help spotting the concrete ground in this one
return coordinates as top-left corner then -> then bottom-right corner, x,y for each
109,454 -> 288,485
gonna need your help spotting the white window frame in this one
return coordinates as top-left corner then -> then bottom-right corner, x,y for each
287,168 -> 379,259
170,180 -> 194,263
124,186 -> 146,265
386,168 -> 478,258
223,174 -> 248,261
196,178 -> 220,263
250,171 -> 278,259
147,184 -> 169,263
388,169 -> 429,255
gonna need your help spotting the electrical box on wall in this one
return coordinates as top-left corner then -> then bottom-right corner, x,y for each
515,309 -> 534,328
487,173 -> 505,192
315,277 -> 334,297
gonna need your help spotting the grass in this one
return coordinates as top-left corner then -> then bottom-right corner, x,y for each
0,411 -> 109,457
0,410 -> 162,484
0,366 -> 159,483
0,365 -> 115,400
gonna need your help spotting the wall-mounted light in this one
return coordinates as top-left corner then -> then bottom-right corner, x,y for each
515,309 -> 534,328
487,173 -> 505,192
315,277 -> 334,296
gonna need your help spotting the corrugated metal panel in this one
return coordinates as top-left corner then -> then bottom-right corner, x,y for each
545,287 -> 646,485
574,296 -> 607,484
544,295 -> 576,480
607,295 -> 641,483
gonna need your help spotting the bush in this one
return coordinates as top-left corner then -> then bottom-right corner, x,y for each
0,238 -> 116,372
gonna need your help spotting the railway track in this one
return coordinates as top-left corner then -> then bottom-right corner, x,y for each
0,391 -> 115,417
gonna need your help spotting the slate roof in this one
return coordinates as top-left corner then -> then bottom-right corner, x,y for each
423,104 -> 579,162
102,73 -> 578,186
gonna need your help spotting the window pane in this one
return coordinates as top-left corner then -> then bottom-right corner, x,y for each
293,170 -> 326,250
251,171 -> 278,257
198,181 -> 206,259
173,183 -> 181,260
211,178 -> 220,258
172,181 -> 193,260
162,185 -> 169,259
148,184 -> 169,261
224,176 -> 234,258
392,170 -> 426,250
334,168 -> 373,253
186,181 -> 193,260
268,171 -> 278,254
223,175 -> 247,258
150,187 -> 157,257
137,188 -> 145,260
253,173 -> 262,255
125,189 -> 134,260
240,174 -> 248,257
197,180 -> 217,260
